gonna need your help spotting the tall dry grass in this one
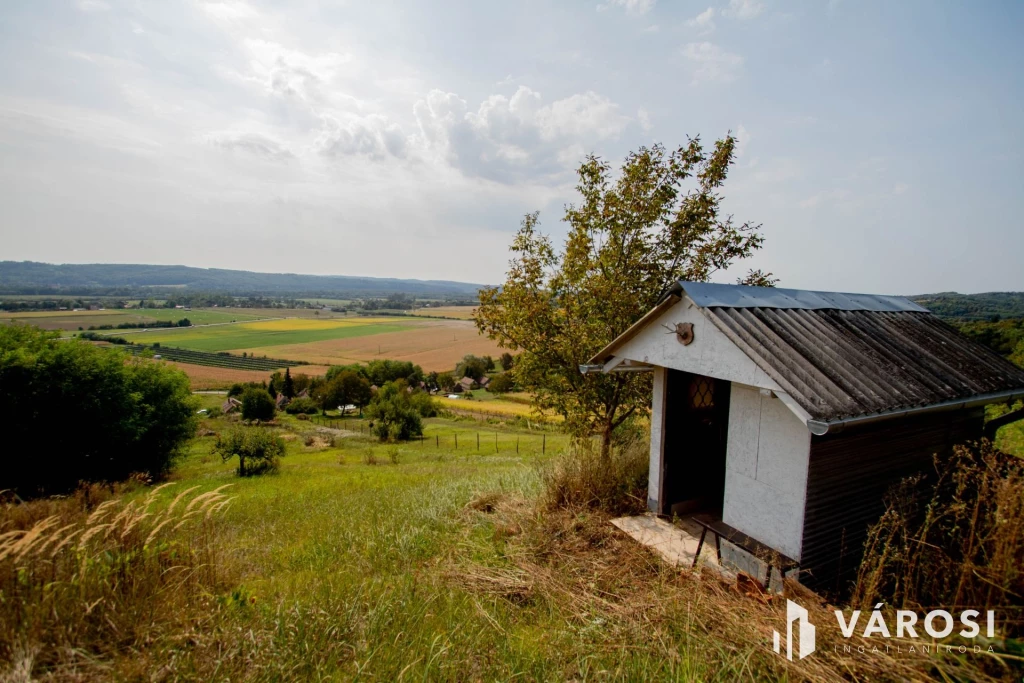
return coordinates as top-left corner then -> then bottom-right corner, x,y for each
0,484 -> 234,679
457,493 -> 1021,682
853,440 -> 1024,636
540,435 -> 649,516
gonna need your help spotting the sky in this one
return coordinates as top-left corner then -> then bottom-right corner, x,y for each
0,0 -> 1022,295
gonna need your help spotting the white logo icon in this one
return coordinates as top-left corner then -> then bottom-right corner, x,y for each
773,599 -> 816,660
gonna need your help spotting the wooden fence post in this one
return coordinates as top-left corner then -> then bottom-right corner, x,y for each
543,433 -> 546,454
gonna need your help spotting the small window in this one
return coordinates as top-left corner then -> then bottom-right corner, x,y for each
689,376 -> 715,409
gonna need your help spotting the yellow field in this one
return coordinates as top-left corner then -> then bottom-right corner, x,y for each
435,395 -> 562,422
242,317 -> 394,332
237,319 -> 505,372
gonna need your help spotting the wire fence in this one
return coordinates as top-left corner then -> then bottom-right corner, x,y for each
308,414 -> 553,454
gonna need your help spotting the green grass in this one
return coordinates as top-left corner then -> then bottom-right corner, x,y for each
103,320 -> 413,352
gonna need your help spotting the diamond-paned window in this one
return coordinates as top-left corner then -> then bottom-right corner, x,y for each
689,376 -> 715,409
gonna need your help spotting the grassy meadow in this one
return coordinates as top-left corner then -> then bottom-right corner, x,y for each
110,317 -> 414,352
5,400 -> 1013,681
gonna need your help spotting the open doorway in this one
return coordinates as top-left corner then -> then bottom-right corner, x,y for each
659,370 -> 731,517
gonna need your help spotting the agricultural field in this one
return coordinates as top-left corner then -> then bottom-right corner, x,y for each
240,318 -> 506,370
415,305 -> 477,319
104,317 -> 414,352
165,361 -> 331,390
1,307 -> 265,331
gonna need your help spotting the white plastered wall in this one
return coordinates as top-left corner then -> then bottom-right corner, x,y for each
722,384 -> 810,560
621,297 -> 811,557
613,296 -> 781,390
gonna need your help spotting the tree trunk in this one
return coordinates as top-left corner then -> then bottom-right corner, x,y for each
600,421 -> 614,462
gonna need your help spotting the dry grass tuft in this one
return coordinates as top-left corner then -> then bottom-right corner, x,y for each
452,493 -> 1022,682
304,435 -> 332,449
0,484 -> 234,679
540,436 -> 648,516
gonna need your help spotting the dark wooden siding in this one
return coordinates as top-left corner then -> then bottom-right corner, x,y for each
799,408 -> 984,596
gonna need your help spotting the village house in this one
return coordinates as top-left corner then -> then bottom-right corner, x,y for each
583,281 -> 1024,594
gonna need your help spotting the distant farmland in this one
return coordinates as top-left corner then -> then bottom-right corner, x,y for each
84,311 -> 505,373
1,307 -> 265,330
107,317 -> 414,352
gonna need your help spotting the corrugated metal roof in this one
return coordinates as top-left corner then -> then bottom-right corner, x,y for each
680,281 -> 928,313
704,306 -> 1024,422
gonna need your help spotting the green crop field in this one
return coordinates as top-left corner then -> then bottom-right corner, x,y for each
2,307 -> 266,331
102,317 -> 414,352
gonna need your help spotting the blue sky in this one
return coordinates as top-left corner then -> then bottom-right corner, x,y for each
0,0 -> 1021,294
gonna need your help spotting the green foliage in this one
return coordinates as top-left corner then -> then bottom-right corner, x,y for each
455,354 -> 490,380
912,292 -> 1024,321
499,352 -> 514,371
1012,339 -> 1024,369
284,397 -> 319,414
240,387 -> 276,421
282,367 -> 295,398
365,381 -> 424,441
476,138 -> 771,455
408,390 -> 438,417
436,370 -> 455,392
314,370 -> 372,413
213,426 -> 285,476
487,373 -> 516,393
0,324 -> 198,496
956,318 -> 1024,358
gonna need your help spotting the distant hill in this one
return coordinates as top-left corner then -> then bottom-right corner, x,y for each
910,292 -> 1024,320
0,261 -> 486,299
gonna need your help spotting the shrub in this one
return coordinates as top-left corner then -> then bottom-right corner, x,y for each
488,373 -> 516,393
408,390 -> 438,417
0,325 -> 198,497
365,381 -> 423,441
285,396 -> 319,414
214,427 -> 285,476
853,439 -> 1024,635
541,436 -> 649,516
240,387 -> 275,421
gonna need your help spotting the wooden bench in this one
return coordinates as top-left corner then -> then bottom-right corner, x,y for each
691,515 -> 799,589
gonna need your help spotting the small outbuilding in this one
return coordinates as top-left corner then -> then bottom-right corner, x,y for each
584,281 -> 1024,594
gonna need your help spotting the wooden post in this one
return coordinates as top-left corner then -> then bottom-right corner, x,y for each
543,433 -> 546,454
455,433 -> 458,449
477,433 -> 480,450
495,432 -> 497,452
436,434 -> 439,447
517,436 -> 519,454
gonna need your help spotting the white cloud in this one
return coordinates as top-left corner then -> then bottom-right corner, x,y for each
686,8 -> 716,35
205,131 -> 294,160
723,0 -> 764,20
598,0 -> 656,16
414,86 -> 629,182
313,114 -> 407,160
682,42 -> 744,84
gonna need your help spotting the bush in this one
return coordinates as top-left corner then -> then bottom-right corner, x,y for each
0,325 -> 198,497
285,396 -> 319,414
240,387 -> 275,421
408,390 -> 438,417
365,381 -> 423,441
488,373 -> 516,393
214,427 -> 285,476
853,439 -> 1024,635
542,436 -> 649,516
